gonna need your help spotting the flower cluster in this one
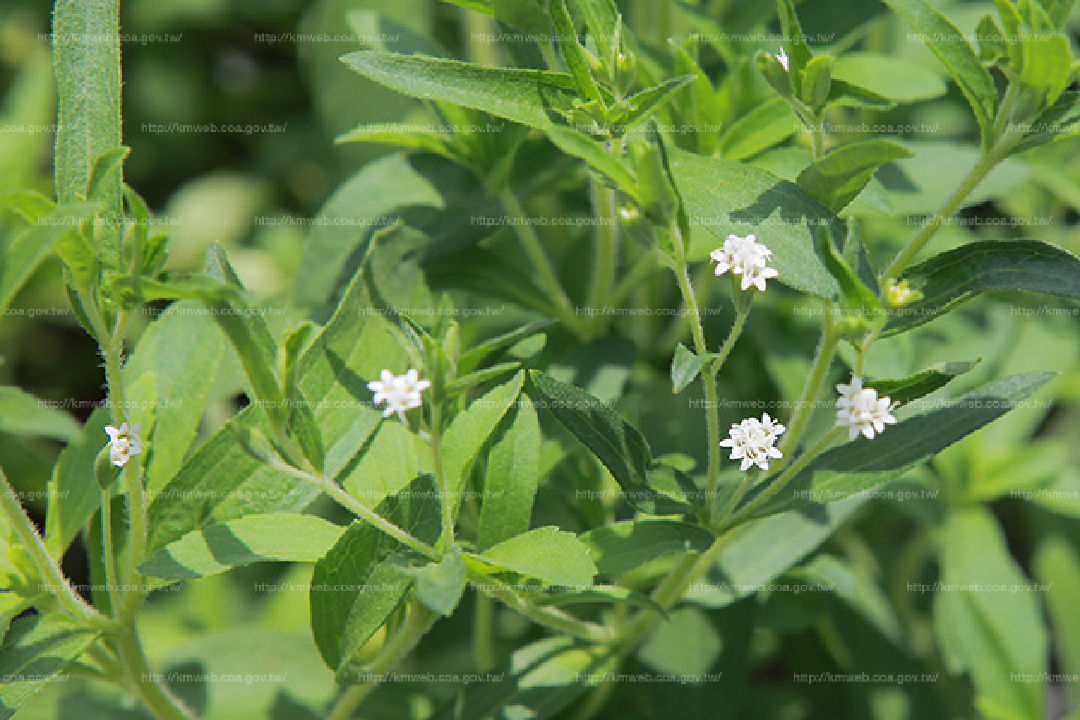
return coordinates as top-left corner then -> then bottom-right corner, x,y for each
720,413 -> 786,472
368,369 -> 431,423
835,376 -> 898,441
104,422 -> 143,468
709,233 -> 779,292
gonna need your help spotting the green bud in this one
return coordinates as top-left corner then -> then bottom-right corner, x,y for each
800,55 -> 834,113
94,445 -> 122,489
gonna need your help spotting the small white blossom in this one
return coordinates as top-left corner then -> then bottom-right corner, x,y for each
836,375 -> 898,441
709,233 -> 779,292
720,413 -> 786,472
368,369 -> 431,423
104,422 -> 142,468
776,47 -> 790,72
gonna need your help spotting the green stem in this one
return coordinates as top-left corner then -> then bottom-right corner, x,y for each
113,628 -> 196,720
777,321 -> 839,459
0,467 -> 111,629
328,604 -> 439,720
497,187 -> 589,337
473,594 -> 495,672
271,460 -> 439,561
608,246 -> 659,308
730,427 -> 844,525
429,403 -> 456,550
704,310 -> 749,513
472,573 -> 618,643
100,488 -> 121,615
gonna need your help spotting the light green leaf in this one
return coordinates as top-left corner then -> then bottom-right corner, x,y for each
639,607 -> 720,678
138,513 -> 345,580
44,408 -> 109,556
0,387 -> 79,441
795,555 -> 905,645
1034,535 -> 1080,711
832,51 -> 947,104
341,51 -> 576,130
478,395 -> 541,551
543,125 -> 641,201
670,343 -> 706,393
443,372 -> 525,509
881,0 -> 998,146
616,75 -> 698,131
776,0 -> 812,84
394,545 -> 467,616
568,0 -> 618,62
437,0 -> 552,35
0,615 -> 98,720
551,0 -> 603,103
716,97 -> 799,161
1012,91 -> 1080,154
796,140 -> 913,213
933,508 -> 1046,720
472,526 -> 597,587
52,0 -> 123,265
667,147 -> 842,299
886,240 -> 1080,335
580,519 -> 714,575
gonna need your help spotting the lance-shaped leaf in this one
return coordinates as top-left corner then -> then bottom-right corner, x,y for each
737,373 -> 1054,520
881,0 -> 998,146
568,0 -> 618,62
885,240 -> 1080,335
670,343 -> 707,394
468,526 -> 597,587
866,360 -> 979,405
1011,91 -> 1080,154
580,519 -> 715,575
139,514 -> 346,580
716,97 -> 799,161
478,395 -> 541,551
340,51 -> 577,130
0,615 -> 99,719
796,140 -> 913,213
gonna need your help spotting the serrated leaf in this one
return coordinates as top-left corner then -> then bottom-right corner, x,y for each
881,0 -> 998,146
341,51 -> 576,130
617,75 -> 697,131
138,513 -> 345,580
867,360 -> 979,404
551,0 -> 603,103
478,395 -> 541,551
568,0 -> 618,62
580,519 -> 714,575
670,343 -> 706,393
796,140 -> 913,213
667,147 -> 842,299
738,373 -> 1054,519
52,0 -> 123,265
472,526 -> 597,587
886,240 -> 1080,335
0,615 -> 98,720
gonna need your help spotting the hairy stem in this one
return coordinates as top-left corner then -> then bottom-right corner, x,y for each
586,173 -> 620,333
0,468 -> 111,629
777,321 -> 839,459
100,488 -> 121,614
272,460 -> 440,561
328,604 -> 439,720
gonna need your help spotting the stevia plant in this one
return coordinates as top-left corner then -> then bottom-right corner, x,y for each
1,0 -> 1080,718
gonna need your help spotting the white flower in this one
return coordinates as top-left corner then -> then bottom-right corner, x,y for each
709,233 -> 779,292
368,369 -> 431,423
104,422 -> 142,468
835,375 -> 898,441
776,47 -> 790,72
720,413 -> 786,472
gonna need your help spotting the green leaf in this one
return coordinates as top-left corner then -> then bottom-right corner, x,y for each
52,0 -> 123,265
0,615 -> 98,719
825,79 -> 895,110
881,0 -> 998,146
529,371 -> 687,514
886,240 -> 1080,335
85,146 -> 129,204
794,555 -> 905,645
580,519 -> 714,575
800,54 -> 834,111
1012,91 -> 1080,154
471,526 -> 597,587
775,0 -> 812,84
670,343 -> 706,394
667,147 -> 842,299
0,387 -> 79,441
716,97 -> 799,161
146,407 -> 321,553
393,545 -> 467,616
1036,0 -> 1076,27
831,51 -> 947,104
341,51 -> 576,130
0,202 -> 97,317
688,495 -> 867,608
796,140 -> 913,213
615,75 -> 698,131
568,0 -> 618,62
427,637 -> 616,720
1034,534 -> 1080,710
442,372 -> 525,510
478,395 -> 541,551
543,125 -> 641,202
1019,28 -> 1072,108
438,0 -> 552,36
533,584 -> 666,615
310,475 -> 441,670
44,408 -> 109,556
138,513 -> 345,580
639,607 -> 720,678
866,360 -> 980,404
123,300 -> 227,497
934,508 -> 1046,720
739,373 -> 1054,519
458,321 -> 552,374
551,0 -> 603,103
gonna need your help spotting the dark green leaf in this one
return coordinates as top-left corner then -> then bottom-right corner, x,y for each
478,395 -> 541,551
0,615 -> 98,719
867,360 -> 979,404
796,140 -> 913,213
580,519 -> 714,575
